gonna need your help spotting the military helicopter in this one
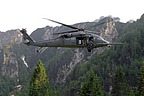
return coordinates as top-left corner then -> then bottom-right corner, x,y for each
18,18 -> 122,52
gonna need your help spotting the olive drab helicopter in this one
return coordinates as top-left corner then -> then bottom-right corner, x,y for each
18,18 -> 122,52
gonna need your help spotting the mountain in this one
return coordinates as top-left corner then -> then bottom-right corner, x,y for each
0,14 -> 144,95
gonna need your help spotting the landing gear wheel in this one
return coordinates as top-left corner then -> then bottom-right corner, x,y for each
87,41 -> 94,52
87,48 -> 91,52
36,49 -> 39,53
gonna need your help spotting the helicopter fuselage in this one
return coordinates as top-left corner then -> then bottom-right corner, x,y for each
25,33 -> 109,49
19,17 -> 122,52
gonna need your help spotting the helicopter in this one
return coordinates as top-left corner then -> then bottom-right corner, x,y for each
18,18 -> 122,52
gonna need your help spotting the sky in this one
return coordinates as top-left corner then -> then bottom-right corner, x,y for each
0,0 -> 143,34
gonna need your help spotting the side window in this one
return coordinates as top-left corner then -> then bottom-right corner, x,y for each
78,40 -> 82,45
89,37 -> 93,41
76,37 -> 87,45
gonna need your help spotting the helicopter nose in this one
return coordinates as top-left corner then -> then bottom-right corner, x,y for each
103,40 -> 111,47
103,40 -> 112,47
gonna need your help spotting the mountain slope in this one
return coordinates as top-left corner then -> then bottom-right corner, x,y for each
61,14 -> 144,95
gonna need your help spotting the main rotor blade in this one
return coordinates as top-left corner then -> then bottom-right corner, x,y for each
43,18 -> 79,30
53,29 -> 100,35
53,30 -> 78,35
84,30 -> 100,34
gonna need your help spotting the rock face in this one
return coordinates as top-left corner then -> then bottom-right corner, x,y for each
0,30 -> 22,46
1,53 -> 18,78
56,49 -> 84,83
0,30 -> 21,78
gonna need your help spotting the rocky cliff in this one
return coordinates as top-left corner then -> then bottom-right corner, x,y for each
0,30 -> 22,78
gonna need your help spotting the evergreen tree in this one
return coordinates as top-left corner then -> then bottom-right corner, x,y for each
80,69 -> 104,96
137,65 -> 144,96
29,60 -> 50,96
128,87 -> 135,96
111,66 -> 130,96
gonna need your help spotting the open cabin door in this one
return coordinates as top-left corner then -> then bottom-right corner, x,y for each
76,37 -> 87,46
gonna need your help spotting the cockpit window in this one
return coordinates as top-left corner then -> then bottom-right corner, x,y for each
97,37 -> 102,41
89,37 -> 93,41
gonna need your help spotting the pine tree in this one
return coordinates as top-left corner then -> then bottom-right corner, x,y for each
91,75 -> 104,96
111,66 -> 130,96
29,60 -> 50,96
128,87 -> 135,96
137,65 -> 144,96
80,69 -> 104,96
